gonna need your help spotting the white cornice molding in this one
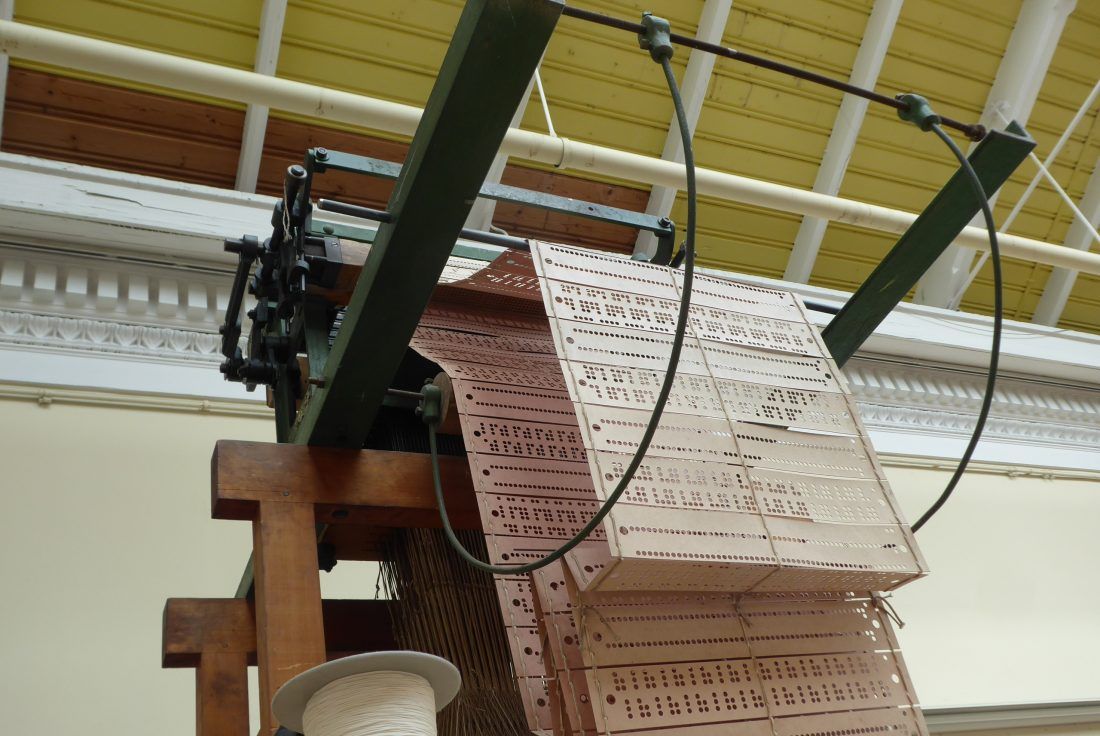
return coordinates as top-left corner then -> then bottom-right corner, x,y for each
0,309 -> 220,362
0,154 -> 273,267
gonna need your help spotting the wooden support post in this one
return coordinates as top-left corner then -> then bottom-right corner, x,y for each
209,440 -> 472,732
252,501 -> 327,735
165,598 -> 397,736
195,651 -> 249,736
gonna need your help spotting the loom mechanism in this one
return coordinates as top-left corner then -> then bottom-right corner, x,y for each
160,1 -> 1038,734
401,242 -> 928,733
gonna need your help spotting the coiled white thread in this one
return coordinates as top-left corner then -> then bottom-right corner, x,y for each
302,671 -> 437,736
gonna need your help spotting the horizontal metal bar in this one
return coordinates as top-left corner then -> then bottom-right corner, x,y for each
312,148 -> 673,241
479,180 -> 672,237
317,200 -> 392,224
316,198 -> 530,251
308,221 -> 510,264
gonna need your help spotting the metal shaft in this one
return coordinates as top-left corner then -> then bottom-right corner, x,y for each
559,5 -> 986,141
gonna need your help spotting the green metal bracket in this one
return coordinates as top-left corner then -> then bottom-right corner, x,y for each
310,149 -> 676,261
310,219 -> 376,244
821,121 -> 1035,367
292,0 -> 563,448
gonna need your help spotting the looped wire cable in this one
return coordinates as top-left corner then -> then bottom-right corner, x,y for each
910,123 -> 1003,533
426,46 -> 697,575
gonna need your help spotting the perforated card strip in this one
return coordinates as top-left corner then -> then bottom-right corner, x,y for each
413,252 -> 630,732
533,561 -> 598,735
433,249 -> 547,316
530,240 -> 926,593
418,303 -> 550,338
444,249 -> 543,299
700,339 -> 842,391
553,321 -> 711,376
559,359 -> 858,433
556,565 -> 926,736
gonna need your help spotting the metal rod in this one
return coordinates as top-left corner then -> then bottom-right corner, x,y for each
559,5 -> 986,141
316,198 -> 530,251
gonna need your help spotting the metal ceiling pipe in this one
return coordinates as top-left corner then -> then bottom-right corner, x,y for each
784,0 -> 904,284
3,20 -> 1100,277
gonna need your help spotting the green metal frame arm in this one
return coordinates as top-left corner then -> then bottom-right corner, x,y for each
821,121 -> 1035,367
235,0 -> 563,598
291,0 -> 563,447
312,149 -> 675,255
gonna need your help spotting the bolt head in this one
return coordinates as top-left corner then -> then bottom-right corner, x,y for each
316,147 -> 328,160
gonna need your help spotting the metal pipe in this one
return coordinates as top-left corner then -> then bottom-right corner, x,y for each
2,21 -> 1099,276
1031,155 -> 1100,325
316,199 -> 530,251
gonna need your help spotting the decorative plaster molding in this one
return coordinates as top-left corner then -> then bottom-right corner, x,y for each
855,402 -> 1100,449
6,239 -> 1100,469
0,309 -> 220,363
0,243 -> 231,329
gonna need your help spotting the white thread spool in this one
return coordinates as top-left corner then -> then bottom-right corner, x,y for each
272,651 -> 461,736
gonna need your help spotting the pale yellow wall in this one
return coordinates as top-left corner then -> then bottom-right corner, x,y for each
883,463 -> 1100,708
0,395 -> 381,736
0,397 -> 270,735
1,395 -> 1098,736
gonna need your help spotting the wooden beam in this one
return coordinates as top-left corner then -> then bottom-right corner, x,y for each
211,440 -> 480,530
252,501 -> 327,735
163,598 -> 396,668
164,597 -> 255,668
196,651 -> 249,736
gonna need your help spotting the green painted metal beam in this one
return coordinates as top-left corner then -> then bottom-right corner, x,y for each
234,0 -> 563,598
292,0 -> 562,447
821,121 -> 1035,367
